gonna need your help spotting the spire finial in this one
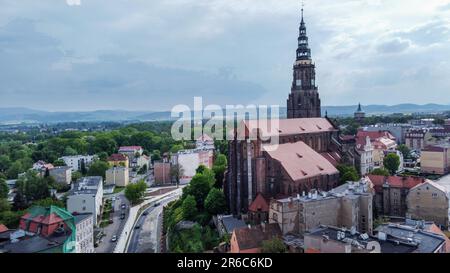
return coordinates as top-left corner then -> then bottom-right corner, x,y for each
301,0 -> 305,22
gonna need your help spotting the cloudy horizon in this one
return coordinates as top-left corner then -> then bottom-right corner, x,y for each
1,0 -> 450,112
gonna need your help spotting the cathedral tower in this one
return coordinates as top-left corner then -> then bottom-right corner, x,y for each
287,6 -> 321,119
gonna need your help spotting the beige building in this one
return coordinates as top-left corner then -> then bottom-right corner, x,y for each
269,178 -> 374,236
105,167 -> 129,187
405,129 -> 432,151
420,145 -> 450,175
49,166 -> 72,184
406,180 -> 449,229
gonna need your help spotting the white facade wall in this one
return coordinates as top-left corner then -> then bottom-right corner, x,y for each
178,152 -> 200,184
67,183 -> 103,227
61,155 -> 95,171
75,215 -> 95,253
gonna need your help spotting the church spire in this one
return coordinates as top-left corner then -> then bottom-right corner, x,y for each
297,1 -> 311,61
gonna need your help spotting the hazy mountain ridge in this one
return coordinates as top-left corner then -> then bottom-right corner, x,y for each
1,103 -> 450,124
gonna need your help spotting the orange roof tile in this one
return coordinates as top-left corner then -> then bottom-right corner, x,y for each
0,224 -> 8,233
248,193 -> 270,212
264,142 -> 338,182
240,118 -> 337,139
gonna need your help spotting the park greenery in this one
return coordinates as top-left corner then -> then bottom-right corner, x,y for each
164,155 -> 228,253
124,180 -> 148,205
261,237 -> 288,253
0,121 -> 183,180
384,153 -> 401,175
370,168 -> 390,176
336,164 -> 360,185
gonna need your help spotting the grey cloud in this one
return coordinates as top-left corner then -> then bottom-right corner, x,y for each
0,19 -> 268,111
376,37 -> 411,54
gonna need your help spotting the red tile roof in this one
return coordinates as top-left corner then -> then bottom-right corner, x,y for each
248,193 -> 270,212
368,175 -> 425,192
233,224 -> 282,251
427,224 -> 450,253
240,118 -> 337,139
320,152 -> 342,167
119,146 -> 143,151
357,130 -> 395,141
264,142 -> 338,182
0,224 -> 8,233
356,130 -> 396,150
108,153 -> 128,161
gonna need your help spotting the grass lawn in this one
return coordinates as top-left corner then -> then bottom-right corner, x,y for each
113,187 -> 125,194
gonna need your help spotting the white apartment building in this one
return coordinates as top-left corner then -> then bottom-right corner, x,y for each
67,177 -> 103,227
60,155 -> 96,172
358,136 -> 375,176
174,149 -> 214,183
74,213 -> 94,253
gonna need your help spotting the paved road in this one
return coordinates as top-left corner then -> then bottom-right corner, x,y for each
95,192 -> 130,253
126,190 -> 182,253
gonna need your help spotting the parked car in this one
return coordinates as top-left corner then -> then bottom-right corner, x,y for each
121,204 -> 126,210
111,235 -> 118,242
153,202 -> 160,207
120,213 -> 126,220
134,225 -> 141,229
143,211 -> 149,216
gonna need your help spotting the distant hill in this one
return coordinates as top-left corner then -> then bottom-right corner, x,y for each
1,103 -> 449,124
322,104 -> 450,117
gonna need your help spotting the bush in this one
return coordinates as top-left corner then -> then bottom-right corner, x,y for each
204,188 -> 227,215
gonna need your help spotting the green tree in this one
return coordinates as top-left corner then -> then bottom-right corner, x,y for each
12,191 -> 27,211
0,198 -> 11,213
32,197 -> 64,208
80,160 -> 87,175
397,144 -> 411,159
384,153 -> 401,175
63,147 -> 77,156
14,171 -> 51,207
261,237 -> 287,253
337,165 -> 360,184
138,164 -> 148,175
204,188 -> 227,215
97,152 -> 109,162
0,178 -> 8,199
152,150 -> 161,161
0,155 -> 11,172
6,161 -> 23,179
124,180 -> 147,205
72,171 -> 82,182
171,164 -> 184,187
183,173 -> 211,207
196,165 -> 207,174
0,210 -> 25,228
170,144 -> 184,154
212,154 -> 227,189
53,159 -> 66,167
181,195 -> 198,220
214,154 -> 227,167
87,160 -> 109,179
370,168 -> 390,176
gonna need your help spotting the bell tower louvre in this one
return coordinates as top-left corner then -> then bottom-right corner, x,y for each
287,5 -> 321,119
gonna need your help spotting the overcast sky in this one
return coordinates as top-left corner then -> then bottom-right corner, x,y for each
0,0 -> 450,111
